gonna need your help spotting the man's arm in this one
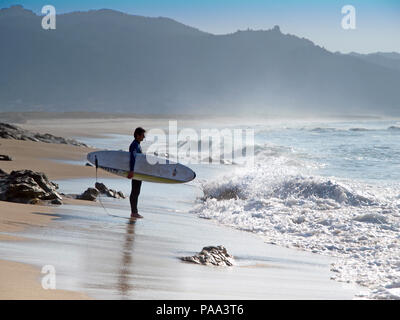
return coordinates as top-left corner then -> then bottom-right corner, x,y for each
130,149 -> 136,172
128,142 -> 138,178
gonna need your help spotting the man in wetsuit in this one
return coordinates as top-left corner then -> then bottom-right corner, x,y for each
128,127 -> 146,218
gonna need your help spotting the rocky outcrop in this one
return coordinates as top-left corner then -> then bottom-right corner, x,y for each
77,187 -> 99,201
95,182 -> 125,199
0,122 -> 87,147
0,169 -> 62,205
0,155 -> 12,161
75,182 -> 125,201
180,246 -> 235,266
0,171 -> 125,204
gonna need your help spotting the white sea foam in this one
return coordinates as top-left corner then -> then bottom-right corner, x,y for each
192,142 -> 400,299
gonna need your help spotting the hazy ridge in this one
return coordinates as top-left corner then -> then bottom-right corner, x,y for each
1,5 -> 399,116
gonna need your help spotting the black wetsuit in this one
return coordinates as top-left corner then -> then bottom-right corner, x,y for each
129,139 -> 142,214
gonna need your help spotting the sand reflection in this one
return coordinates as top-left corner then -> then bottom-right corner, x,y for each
117,218 -> 136,298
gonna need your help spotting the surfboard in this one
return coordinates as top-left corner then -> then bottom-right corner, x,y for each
87,150 -> 196,184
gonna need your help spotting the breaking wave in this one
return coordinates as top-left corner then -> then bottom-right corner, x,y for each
192,142 -> 400,299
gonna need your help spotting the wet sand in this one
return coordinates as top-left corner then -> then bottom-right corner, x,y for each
0,187 -> 362,299
0,200 -> 93,299
0,260 -> 89,300
0,118 -> 363,299
0,136 -> 103,299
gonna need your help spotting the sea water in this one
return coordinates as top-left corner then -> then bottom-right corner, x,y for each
1,118 -> 394,299
73,118 -> 400,299
183,119 -> 400,299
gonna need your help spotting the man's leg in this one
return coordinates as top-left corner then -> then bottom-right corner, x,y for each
130,179 -> 142,217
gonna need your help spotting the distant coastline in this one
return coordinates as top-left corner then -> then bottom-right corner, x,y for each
0,111 -> 394,125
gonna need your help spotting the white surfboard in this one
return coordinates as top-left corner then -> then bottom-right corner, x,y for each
87,150 -> 196,184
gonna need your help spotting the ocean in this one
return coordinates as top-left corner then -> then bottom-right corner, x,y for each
192,119 -> 400,299
73,118 -> 400,299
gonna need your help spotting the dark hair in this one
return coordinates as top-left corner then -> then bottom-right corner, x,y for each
134,127 -> 146,139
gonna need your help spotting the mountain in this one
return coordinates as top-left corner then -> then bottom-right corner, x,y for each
1,5 -> 400,116
348,52 -> 400,71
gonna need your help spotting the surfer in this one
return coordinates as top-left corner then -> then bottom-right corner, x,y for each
128,127 -> 146,218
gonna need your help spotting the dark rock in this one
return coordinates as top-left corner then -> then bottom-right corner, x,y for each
8,170 -> 59,194
51,198 -> 63,205
0,169 -> 62,204
0,155 -> 12,161
77,187 -> 99,201
95,182 -> 125,199
85,162 -> 93,167
94,182 -> 108,193
180,245 -> 235,266
0,122 -> 88,147
65,182 -> 125,201
29,198 -> 41,205
0,123 -> 19,131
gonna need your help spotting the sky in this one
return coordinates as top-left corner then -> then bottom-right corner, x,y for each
1,0 -> 399,53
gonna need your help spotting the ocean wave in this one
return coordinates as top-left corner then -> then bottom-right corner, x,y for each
309,127 -> 339,133
192,153 -> 400,299
311,127 -> 376,133
271,177 -> 375,206
388,126 -> 400,131
203,175 -> 375,207
348,128 -> 372,132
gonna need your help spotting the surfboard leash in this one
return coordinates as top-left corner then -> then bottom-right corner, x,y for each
94,155 -> 120,218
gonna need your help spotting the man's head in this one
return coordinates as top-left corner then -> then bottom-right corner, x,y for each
134,127 -> 146,142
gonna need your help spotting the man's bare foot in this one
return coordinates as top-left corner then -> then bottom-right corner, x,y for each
130,212 -> 143,219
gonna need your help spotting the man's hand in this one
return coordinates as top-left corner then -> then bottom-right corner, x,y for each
127,171 -> 134,179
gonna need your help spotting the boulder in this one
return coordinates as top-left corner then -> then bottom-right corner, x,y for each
0,155 -> 12,161
51,198 -> 63,205
67,183 -> 125,202
77,187 -> 99,201
181,245 -> 235,266
0,169 -> 62,204
95,182 -> 125,199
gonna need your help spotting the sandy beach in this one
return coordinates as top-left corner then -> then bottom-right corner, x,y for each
0,122 -> 118,299
0,135 -> 105,299
0,116 -> 363,300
